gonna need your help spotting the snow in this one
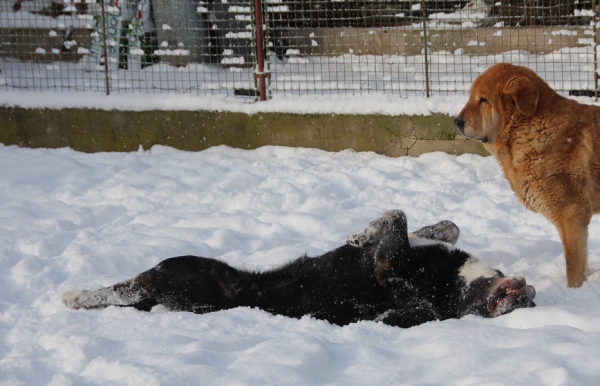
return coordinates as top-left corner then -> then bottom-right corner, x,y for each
0,91 -> 472,116
2,143 -> 600,385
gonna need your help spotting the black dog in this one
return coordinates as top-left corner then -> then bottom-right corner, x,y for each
62,210 -> 536,328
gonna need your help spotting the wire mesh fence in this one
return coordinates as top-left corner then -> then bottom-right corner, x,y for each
0,0 -> 597,99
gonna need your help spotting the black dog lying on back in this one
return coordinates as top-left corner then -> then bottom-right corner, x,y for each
63,210 -> 536,328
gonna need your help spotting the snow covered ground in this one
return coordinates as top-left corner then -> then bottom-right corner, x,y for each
1,143 -> 600,385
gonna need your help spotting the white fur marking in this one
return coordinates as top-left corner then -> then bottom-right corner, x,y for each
458,257 -> 498,285
408,234 -> 455,251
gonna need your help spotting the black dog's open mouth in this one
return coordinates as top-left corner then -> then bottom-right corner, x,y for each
489,277 -> 536,317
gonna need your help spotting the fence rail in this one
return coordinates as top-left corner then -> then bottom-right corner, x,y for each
0,0 -> 598,99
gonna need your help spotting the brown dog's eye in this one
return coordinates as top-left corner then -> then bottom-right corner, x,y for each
479,97 -> 488,105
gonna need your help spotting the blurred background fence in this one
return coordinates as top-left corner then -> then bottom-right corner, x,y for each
0,0 -> 598,99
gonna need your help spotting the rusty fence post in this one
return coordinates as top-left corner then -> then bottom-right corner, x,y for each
99,0 -> 111,96
421,0 -> 430,98
592,0 -> 600,101
253,0 -> 267,101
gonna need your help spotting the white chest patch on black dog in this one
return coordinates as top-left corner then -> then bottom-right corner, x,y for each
458,257 -> 498,285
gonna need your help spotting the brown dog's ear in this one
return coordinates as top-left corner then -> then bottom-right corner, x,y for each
502,76 -> 539,117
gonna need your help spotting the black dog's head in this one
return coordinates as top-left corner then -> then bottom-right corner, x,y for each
458,271 -> 536,318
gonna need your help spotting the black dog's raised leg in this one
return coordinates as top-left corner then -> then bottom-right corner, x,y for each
347,212 -> 460,247
346,209 -> 407,248
412,220 -> 460,245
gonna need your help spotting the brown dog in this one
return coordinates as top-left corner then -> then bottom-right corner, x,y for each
454,62 -> 600,288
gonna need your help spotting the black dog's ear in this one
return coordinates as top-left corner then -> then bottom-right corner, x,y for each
372,210 -> 410,285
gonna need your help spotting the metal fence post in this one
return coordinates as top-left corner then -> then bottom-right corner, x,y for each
593,0 -> 600,101
421,0 -> 430,98
527,0 -> 534,25
99,0 -> 110,96
254,0 -> 267,101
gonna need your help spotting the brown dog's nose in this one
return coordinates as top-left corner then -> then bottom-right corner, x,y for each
454,117 -> 465,130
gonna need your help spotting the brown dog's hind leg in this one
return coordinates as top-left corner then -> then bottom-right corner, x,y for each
554,205 -> 591,288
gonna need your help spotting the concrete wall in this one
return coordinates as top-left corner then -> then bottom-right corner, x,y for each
0,28 -> 92,62
1,26 -> 592,62
0,106 -> 488,156
285,26 -> 593,57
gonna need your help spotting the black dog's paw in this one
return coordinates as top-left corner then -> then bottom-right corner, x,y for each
62,290 -> 85,309
347,210 -> 406,248
412,220 -> 460,245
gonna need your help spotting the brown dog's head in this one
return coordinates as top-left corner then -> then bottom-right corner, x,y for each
454,63 -> 542,145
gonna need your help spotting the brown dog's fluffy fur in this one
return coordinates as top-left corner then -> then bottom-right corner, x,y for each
455,62 -> 600,288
